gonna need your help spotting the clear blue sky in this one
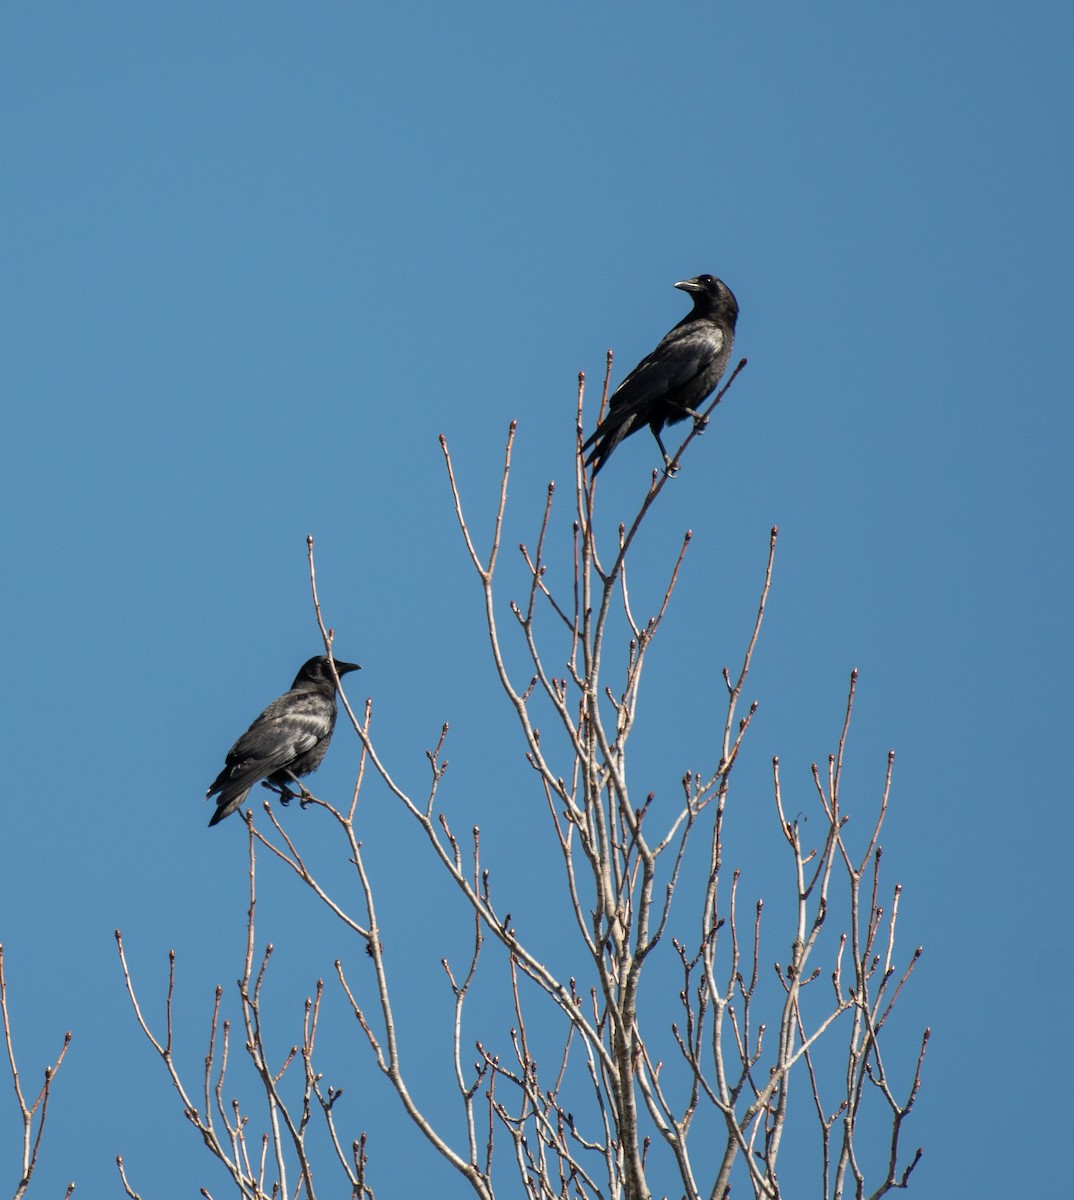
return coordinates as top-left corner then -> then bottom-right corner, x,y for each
3,4 -> 1071,1196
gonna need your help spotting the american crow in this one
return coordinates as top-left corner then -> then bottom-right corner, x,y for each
582,274 -> 738,475
206,655 -> 361,827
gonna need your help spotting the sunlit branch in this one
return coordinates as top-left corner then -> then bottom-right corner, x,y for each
1,946 -> 72,1200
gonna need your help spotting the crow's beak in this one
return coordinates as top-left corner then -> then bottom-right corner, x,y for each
333,660 -> 362,676
674,278 -> 701,293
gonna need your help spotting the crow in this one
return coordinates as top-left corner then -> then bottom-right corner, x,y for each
582,274 -> 738,475
206,655 -> 361,827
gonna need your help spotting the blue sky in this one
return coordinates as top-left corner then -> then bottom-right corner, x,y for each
2,3 -> 1072,1196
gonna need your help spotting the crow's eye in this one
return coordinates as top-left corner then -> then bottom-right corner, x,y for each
699,274 -> 715,285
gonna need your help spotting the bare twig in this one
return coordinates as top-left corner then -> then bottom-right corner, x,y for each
1,945 -> 72,1200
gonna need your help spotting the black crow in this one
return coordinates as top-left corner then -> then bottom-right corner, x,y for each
206,655 -> 361,827
582,274 -> 738,475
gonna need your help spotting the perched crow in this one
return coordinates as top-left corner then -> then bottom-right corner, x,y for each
206,655 -> 361,827
583,274 -> 738,475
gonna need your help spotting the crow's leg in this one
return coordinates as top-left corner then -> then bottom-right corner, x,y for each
284,769 -> 316,808
260,774 -> 312,807
651,426 -> 679,475
672,404 -> 709,432
261,778 -> 296,806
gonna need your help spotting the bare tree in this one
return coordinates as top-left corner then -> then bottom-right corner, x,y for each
1,944 -> 73,1200
118,361 -> 926,1199
115,846 -> 373,1200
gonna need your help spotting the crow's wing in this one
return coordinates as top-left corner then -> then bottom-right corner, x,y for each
207,691 -> 331,798
582,323 -> 725,454
606,325 -> 724,423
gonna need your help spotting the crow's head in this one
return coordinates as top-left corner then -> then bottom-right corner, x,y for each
674,275 -> 738,324
292,656 -> 362,689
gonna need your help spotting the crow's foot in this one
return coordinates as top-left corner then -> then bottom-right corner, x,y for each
261,779 -> 302,806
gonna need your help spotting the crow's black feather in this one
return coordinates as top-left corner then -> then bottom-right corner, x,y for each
206,655 -> 360,827
583,275 -> 738,475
